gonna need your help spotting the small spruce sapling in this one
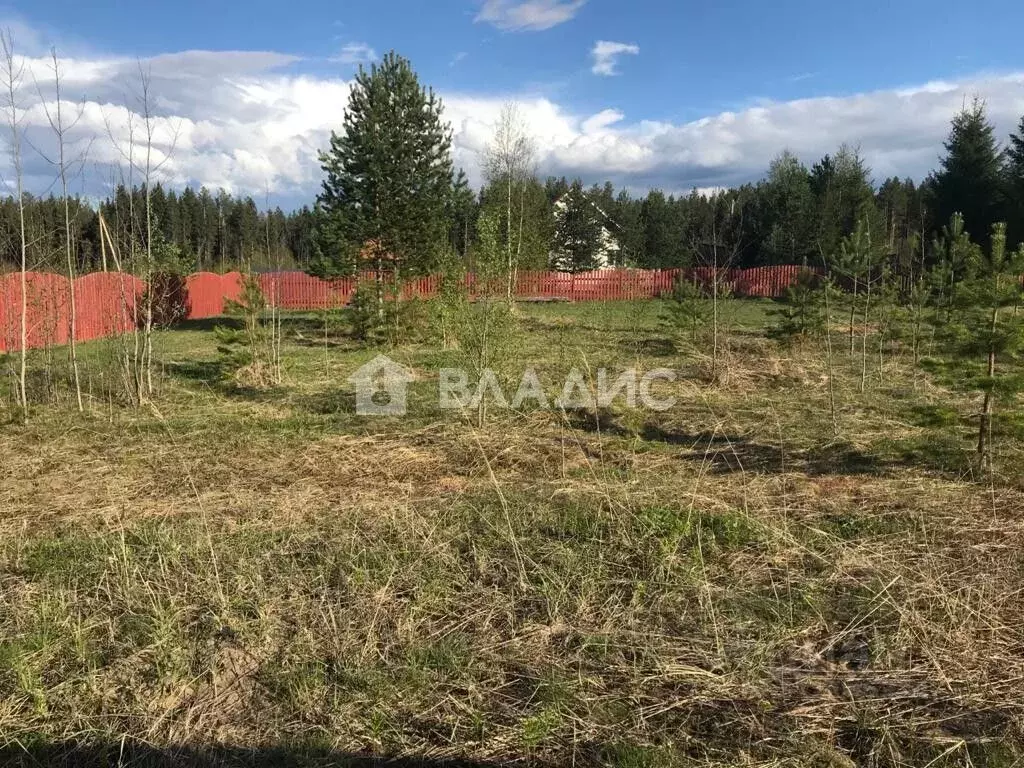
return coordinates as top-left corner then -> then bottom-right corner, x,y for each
215,274 -> 280,387
768,269 -> 826,347
834,221 -> 871,353
905,230 -> 934,372
138,233 -> 191,328
661,274 -> 709,343
931,213 -> 979,326
907,275 -> 932,373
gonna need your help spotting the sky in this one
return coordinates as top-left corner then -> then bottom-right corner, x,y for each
3,0 -> 1024,208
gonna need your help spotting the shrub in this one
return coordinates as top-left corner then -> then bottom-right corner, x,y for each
138,272 -> 188,328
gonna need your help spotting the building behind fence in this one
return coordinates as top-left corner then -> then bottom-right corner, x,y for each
0,266 -> 810,352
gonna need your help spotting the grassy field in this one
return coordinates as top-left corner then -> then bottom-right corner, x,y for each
1,298 -> 1024,767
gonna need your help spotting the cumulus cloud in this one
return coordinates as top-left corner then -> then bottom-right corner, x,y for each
580,108 -> 625,134
331,43 -> 377,66
444,73 -> 1024,193
591,41 -> 639,76
475,0 -> 587,31
3,30 -> 1024,206
1,47 -> 348,198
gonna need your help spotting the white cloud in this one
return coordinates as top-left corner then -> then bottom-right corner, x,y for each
331,43 -> 377,66
580,108 -> 625,134
591,40 -> 639,76
2,48 -> 347,197
447,73 -> 1024,192
3,28 -> 1024,205
475,0 -> 587,31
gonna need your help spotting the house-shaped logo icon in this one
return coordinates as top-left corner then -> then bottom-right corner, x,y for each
347,355 -> 414,416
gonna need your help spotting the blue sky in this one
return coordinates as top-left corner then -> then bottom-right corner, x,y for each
5,0 -> 1024,205
24,0 -> 1022,112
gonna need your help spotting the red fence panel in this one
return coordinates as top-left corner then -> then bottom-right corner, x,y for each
0,273 -> 69,352
0,273 -> 21,353
75,272 -> 144,341
185,272 -> 227,319
0,266 -> 818,352
221,272 -> 244,309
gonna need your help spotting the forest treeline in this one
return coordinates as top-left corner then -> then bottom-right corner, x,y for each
2,99 -> 1023,280
0,187 -> 319,274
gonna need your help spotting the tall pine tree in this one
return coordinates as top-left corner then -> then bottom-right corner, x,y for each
552,181 -> 603,273
927,99 -> 1004,251
311,52 -> 455,278
809,145 -> 877,261
1005,115 -> 1024,249
764,151 -> 814,266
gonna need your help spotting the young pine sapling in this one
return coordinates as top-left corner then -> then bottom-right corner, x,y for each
768,269 -> 827,348
949,224 -> 1024,472
661,274 -> 709,343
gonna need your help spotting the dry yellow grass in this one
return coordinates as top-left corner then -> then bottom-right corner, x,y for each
1,300 -> 1023,766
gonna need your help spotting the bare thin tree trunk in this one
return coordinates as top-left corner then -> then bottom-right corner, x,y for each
860,270 -> 871,393
122,109 -> 144,402
484,104 -> 533,306
823,281 -> 839,436
141,72 -> 156,397
513,180 -> 526,304
2,31 -> 28,416
40,48 -> 83,410
63,176 -> 82,410
99,207 -> 109,272
265,188 -> 282,384
506,171 -> 513,303
99,213 -> 136,406
848,278 -> 858,355
878,318 -> 885,383
911,283 -> 922,371
104,63 -> 178,401
711,219 -> 719,380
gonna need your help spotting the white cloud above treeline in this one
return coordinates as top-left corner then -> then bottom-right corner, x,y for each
3,26 -> 1024,205
591,41 -> 639,76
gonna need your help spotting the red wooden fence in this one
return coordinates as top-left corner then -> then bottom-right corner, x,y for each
0,271 -> 145,353
0,266 -> 811,352
251,266 -> 812,307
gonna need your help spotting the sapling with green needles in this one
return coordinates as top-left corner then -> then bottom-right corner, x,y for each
768,268 -> 827,348
929,222 -> 1024,472
661,273 -> 709,344
959,224 -> 1024,471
